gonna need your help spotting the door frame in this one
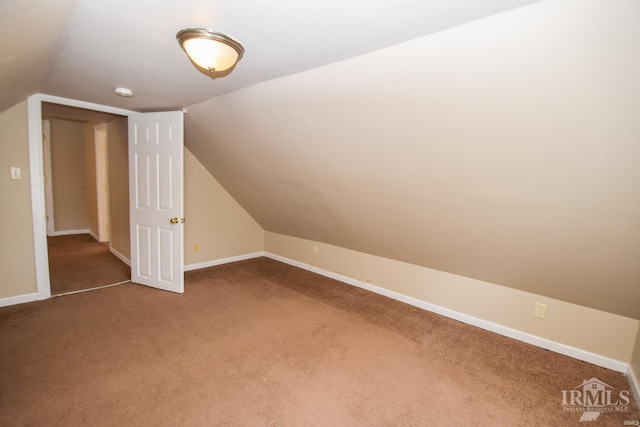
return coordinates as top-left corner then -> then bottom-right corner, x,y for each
42,119 -> 55,236
94,122 -> 110,242
27,94 -> 136,300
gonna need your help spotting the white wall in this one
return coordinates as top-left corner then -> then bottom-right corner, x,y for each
48,118 -> 90,232
107,117 -> 130,258
184,148 -> 264,267
0,101 -> 37,300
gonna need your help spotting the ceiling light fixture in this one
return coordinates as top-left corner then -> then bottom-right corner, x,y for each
114,87 -> 133,97
176,28 -> 244,78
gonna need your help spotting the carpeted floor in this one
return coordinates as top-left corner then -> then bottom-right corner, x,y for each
47,234 -> 130,295
0,257 -> 638,426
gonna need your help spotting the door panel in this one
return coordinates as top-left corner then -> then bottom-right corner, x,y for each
136,224 -> 153,279
129,111 -> 184,293
135,154 -> 151,209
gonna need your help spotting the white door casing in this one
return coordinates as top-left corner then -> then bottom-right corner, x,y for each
128,111 -> 184,293
29,94 -> 134,301
95,122 -> 110,242
42,120 -> 55,236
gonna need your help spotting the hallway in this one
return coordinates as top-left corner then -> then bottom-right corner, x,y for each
48,234 -> 130,295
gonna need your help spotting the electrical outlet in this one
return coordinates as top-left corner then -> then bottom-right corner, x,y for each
312,244 -> 318,255
534,303 -> 547,319
194,243 -> 199,252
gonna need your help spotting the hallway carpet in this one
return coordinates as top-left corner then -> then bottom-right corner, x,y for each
47,234 -> 130,295
0,257 -> 637,426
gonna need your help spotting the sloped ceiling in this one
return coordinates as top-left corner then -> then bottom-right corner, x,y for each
0,0 -> 76,111
0,0 -> 541,112
185,0 -> 640,319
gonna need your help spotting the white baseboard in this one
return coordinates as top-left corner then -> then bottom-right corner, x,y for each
184,252 -> 264,272
264,252 -> 629,373
48,229 -> 91,237
0,293 -> 38,308
109,247 -> 131,267
1,252 -> 259,308
629,365 -> 640,406
2,253 -> 632,377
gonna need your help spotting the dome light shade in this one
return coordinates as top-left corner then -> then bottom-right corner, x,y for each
176,28 -> 244,77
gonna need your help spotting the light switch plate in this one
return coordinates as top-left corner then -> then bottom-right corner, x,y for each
10,167 -> 21,180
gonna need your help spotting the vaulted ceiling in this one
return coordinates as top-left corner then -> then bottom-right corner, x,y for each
2,0 -> 639,319
0,0 -> 541,112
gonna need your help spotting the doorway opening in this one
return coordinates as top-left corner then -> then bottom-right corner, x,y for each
41,102 -> 130,295
28,94 -> 186,300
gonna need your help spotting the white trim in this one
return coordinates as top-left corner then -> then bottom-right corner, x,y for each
36,94 -> 135,117
264,252 -> 629,373
27,94 -> 136,301
184,252 -> 264,272
110,247 -> 131,267
48,229 -> 92,237
28,96 -> 51,301
629,365 -> 640,406
94,123 -> 110,242
0,293 -> 38,308
42,120 -> 55,236
52,280 -> 130,297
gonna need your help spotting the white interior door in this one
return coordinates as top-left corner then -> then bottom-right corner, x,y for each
128,111 -> 184,293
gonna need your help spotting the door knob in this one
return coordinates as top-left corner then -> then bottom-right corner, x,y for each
170,217 -> 179,224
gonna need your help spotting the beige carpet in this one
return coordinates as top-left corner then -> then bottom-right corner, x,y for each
47,234 -> 130,295
0,257 -> 637,426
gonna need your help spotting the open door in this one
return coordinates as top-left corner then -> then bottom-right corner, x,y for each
128,111 -> 184,293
